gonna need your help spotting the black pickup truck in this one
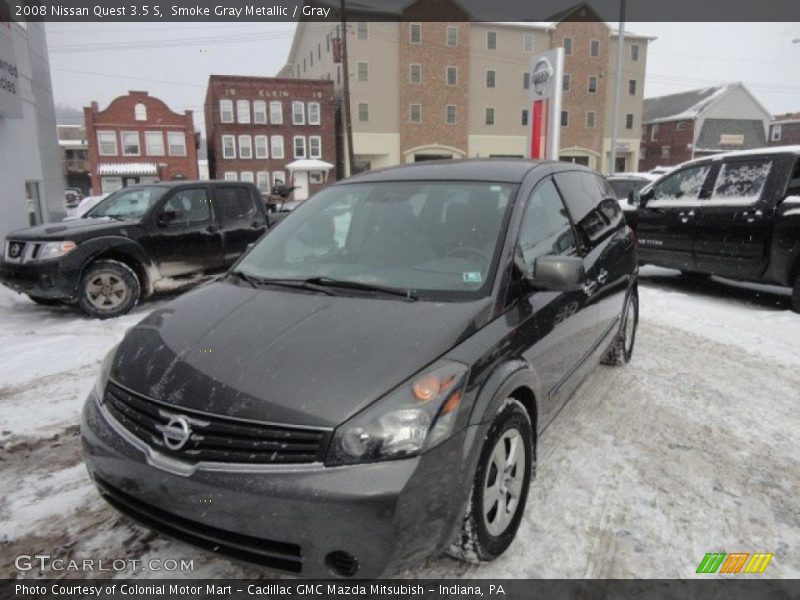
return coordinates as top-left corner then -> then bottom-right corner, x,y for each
0,181 -> 270,318
625,146 -> 800,312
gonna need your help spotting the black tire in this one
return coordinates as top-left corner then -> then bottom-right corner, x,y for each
78,260 -> 140,319
792,274 -> 800,314
447,399 -> 533,563
27,295 -> 62,306
602,291 -> 638,366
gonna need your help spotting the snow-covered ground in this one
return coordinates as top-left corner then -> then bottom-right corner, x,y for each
1,267 -> 799,578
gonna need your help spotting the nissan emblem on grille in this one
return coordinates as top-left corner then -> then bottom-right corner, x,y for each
158,415 -> 192,450
9,243 -> 22,259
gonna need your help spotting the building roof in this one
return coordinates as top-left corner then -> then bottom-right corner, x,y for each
694,118 -> 767,153
643,83 -> 740,124
772,112 -> 800,125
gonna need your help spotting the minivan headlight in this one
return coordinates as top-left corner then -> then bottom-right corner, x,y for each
93,344 -> 118,402
39,241 -> 76,261
326,360 -> 469,465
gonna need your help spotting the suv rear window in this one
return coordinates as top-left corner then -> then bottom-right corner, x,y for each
709,159 -> 772,204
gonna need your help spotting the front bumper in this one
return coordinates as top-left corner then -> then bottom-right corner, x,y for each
0,258 -> 79,300
81,389 -> 472,578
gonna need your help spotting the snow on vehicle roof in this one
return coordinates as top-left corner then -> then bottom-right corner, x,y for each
675,145 -> 800,170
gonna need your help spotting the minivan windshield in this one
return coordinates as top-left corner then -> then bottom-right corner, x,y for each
85,186 -> 167,220
235,181 -> 517,299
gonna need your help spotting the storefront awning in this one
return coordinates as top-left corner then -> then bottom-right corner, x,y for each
96,162 -> 159,176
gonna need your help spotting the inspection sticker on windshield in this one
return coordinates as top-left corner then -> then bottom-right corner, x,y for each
463,272 -> 483,284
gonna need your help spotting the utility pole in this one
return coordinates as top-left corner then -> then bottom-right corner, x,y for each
609,0 -> 626,174
340,0 -> 355,176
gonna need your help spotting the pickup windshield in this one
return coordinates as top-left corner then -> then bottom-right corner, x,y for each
85,186 -> 167,220
235,181 -> 517,299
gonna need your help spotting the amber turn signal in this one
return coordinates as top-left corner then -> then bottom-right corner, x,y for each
412,374 -> 441,401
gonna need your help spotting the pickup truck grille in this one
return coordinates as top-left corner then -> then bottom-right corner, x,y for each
103,382 -> 329,464
5,240 -> 41,263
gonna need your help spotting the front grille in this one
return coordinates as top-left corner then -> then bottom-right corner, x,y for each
95,476 -> 303,572
104,382 -> 329,464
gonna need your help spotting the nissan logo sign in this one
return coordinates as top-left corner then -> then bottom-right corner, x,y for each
160,415 -> 192,450
532,57 -> 554,96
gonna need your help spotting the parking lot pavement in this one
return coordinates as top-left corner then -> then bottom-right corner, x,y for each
1,268 -> 799,578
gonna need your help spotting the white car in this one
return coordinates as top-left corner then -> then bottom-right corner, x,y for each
65,194 -> 109,219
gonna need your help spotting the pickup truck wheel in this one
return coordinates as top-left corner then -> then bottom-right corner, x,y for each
78,260 -> 140,319
792,275 -> 800,314
27,295 -> 62,306
602,292 -> 638,366
447,400 -> 533,563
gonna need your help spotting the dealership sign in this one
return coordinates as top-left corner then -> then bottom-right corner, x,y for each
0,19 -> 22,119
527,48 -> 563,161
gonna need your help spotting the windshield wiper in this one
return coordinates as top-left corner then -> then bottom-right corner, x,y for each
302,276 -> 418,301
229,271 -> 335,295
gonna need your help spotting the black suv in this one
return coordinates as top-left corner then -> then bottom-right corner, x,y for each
0,181 -> 269,318
82,160 -> 639,577
625,146 -> 800,312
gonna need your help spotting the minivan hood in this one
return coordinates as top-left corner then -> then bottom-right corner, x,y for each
7,217 -> 139,242
111,281 -> 491,428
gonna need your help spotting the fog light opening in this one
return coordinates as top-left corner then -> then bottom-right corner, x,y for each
325,551 -> 359,577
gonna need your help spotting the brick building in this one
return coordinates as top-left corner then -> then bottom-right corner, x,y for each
279,2 -> 653,173
639,82 -> 771,171
84,91 -> 199,194
769,112 -> 800,146
204,76 -> 337,200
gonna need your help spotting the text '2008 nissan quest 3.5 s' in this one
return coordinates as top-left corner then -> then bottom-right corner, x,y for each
81,159 -> 639,578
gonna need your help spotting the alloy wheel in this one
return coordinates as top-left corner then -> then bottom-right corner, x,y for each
483,428 -> 526,536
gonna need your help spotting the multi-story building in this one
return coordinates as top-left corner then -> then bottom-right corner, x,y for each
204,76 -> 337,200
279,6 -> 652,173
639,82 -> 772,171
768,112 -> 800,146
84,91 -> 199,194
0,19 -> 64,241
57,124 -> 90,194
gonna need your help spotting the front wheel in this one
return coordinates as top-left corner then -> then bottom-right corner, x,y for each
602,291 -> 638,366
78,260 -> 140,319
447,400 -> 533,563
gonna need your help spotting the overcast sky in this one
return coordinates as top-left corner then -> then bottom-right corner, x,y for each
45,21 -> 800,137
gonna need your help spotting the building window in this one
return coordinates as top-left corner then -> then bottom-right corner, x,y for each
253,100 -> 267,124
446,26 -> 458,47
97,131 -> 117,156
167,132 -> 186,156
121,132 -> 140,156
772,125 -> 782,141
271,135 -> 284,159
237,100 -> 250,124
523,32 -> 534,53
272,171 -> 286,186
310,50 -> 314,67
446,66 -> 458,86
237,135 -> 252,159
308,102 -> 321,125
651,124 -> 658,141
270,101 -> 283,124
222,135 -> 236,159
293,136 -> 306,158
561,111 -> 569,127
318,43 -> 321,60
134,103 -> 147,121
224,172 -> 237,181
357,21 -> 368,40
661,146 -> 670,159
563,74 -> 571,91
358,102 -> 369,122
486,30 -> 497,50
486,70 -> 496,88
631,44 -> 639,61
409,63 -> 421,84
586,112 -> 595,128
563,37 -> 572,55
626,113 -> 634,129
255,135 -> 269,159
309,135 -> 322,159
485,107 -> 495,126
409,104 -> 422,123
410,23 -> 421,44
521,109 -> 528,126
145,131 -> 164,156
220,99 -> 234,123
523,72 -> 530,89
676,121 -> 687,130
337,65 -> 341,84
590,40 -> 599,57
292,101 -> 305,125
446,105 -> 456,124
357,61 -> 368,82
310,172 -> 324,184
240,172 -> 254,183
628,79 -> 637,95
256,171 -> 270,193
588,76 -> 598,94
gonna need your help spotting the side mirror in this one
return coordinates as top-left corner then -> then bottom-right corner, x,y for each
529,255 -> 585,292
627,189 -> 641,207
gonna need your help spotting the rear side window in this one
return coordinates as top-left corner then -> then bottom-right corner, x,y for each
162,188 -> 211,224
517,179 -> 577,271
709,159 -> 772,204
218,186 -> 257,221
554,172 -> 620,248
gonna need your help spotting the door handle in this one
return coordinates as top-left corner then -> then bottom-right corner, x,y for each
597,269 -> 608,284
583,280 -> 597,296
678,209 -> 695,224
738,209 -> 763,223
